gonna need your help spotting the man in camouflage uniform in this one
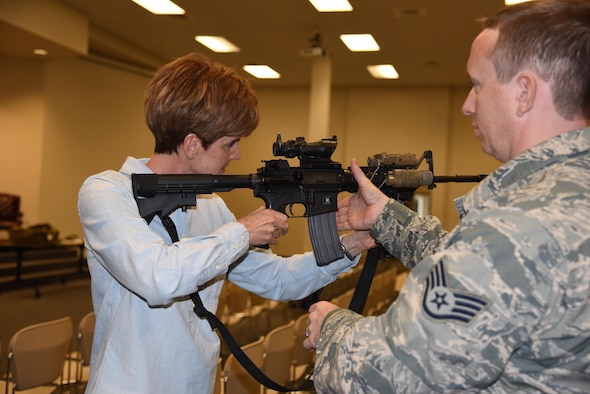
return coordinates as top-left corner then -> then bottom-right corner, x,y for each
303,1 -> 590,392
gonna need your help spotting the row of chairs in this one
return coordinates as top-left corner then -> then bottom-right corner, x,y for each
216,282 -> 274,324
0,312 -> 95,393
218,259 -> 405,326
218,313 -> 314,394
216,261 -> 407,393
0,262 -> 404,394
330,264 -> 405,316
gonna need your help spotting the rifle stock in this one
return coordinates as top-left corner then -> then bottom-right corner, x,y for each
132,134 -> 486,266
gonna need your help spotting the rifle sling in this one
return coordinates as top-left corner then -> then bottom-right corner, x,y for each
348,247 -> 381,314
161,213 -> 379,392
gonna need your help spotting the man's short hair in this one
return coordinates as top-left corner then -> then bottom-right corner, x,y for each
484,0 -> 590,120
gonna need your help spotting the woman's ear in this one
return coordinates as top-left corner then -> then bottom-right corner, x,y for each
183,133 -> 202,159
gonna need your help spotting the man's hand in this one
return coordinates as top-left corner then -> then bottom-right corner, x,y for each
303,301 -> 339,352
337,158 -> 390,231
238,207 -> 288,246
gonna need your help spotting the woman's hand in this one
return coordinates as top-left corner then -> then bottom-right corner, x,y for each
238,207 -> 288,246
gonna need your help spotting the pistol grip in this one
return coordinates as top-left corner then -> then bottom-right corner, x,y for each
308,212 -> 345,266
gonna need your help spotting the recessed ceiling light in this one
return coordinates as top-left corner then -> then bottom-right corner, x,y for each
504,0 -> 532,4
308,0 -> 353,12
195,36 -> 240,53
132,0 -> 185,15
33,49 -> 48,56
340,34 -> 380,52
243,65 -> 281,79
367,64 -> 399,79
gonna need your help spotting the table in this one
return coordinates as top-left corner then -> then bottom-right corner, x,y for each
0,238 -> 87,295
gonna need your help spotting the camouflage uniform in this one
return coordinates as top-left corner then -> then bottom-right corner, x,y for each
314,127 -> 590,393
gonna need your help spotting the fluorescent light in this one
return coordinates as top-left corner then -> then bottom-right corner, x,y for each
367,64 -> 399,79
132,0 -> 185,15
243,65 -> 281,79
340,34 -> 380,52
195,36 -> 241,53
504,0 -> 532,4
308,0 -> 353,12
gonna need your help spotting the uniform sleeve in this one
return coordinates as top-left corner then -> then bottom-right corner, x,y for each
314,207 -> 556,392
370,199 -> 447,269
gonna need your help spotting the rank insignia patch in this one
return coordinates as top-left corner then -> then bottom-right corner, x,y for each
422,260 -> 489,324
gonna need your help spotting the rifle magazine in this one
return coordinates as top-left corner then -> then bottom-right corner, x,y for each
308,212 -> 344,266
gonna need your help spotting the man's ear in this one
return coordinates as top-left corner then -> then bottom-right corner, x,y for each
516,72 -> 537,116
183,133 -> 202,159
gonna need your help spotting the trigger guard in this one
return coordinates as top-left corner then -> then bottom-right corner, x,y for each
286,203 -> 306,218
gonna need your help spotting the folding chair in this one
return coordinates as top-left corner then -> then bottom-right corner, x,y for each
262,320 -> 295,392
292,314 -> 315,383
223,336 -> 264,394
213,357 -> 222,394
75,312 -> 95,383
3,316 -> 73,394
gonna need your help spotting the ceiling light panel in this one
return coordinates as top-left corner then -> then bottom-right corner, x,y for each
504,0 -> 532,4
340,34 -> 380,52
195,36 -> 240,53
132,0 -> 185,15
243,65 -> 281,79
308,0 -> 353,12
367,64 -> 399,79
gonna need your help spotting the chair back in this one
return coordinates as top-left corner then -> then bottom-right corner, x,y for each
223,336 -> 264,394
263,320 -> 295,387
76,312 -> 95,382
213,357 -> 222,394
292,313 -> 315,381
7,316 -> 73,391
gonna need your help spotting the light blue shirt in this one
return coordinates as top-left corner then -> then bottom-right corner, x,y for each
78,157 -> 357,393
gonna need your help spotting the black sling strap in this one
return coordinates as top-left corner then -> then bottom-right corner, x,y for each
348,247 -> 381,314
161,213 -> 379,392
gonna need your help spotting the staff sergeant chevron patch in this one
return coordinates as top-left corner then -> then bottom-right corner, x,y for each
422,260 -> 490,324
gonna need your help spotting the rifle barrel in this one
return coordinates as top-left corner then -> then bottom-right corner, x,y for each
433,174 -> 487,183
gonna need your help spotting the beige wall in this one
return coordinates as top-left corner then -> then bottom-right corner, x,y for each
1,57 -> 45,227
0,55 -> 500,256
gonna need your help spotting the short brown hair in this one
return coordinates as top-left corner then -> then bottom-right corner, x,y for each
483,0 -> 590,120
144,53 -> 259,153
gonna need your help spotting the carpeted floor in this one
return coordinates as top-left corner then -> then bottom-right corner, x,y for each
0,277 -> 93,377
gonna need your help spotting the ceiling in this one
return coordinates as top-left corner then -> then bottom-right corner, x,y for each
3,0 -> 509,88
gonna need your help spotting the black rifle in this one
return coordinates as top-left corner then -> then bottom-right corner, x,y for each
132,134 -> 486,266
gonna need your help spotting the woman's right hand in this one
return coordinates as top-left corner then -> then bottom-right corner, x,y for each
238,207 -> 288,246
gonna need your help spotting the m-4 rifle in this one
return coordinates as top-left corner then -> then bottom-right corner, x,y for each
132,134 -> 486,266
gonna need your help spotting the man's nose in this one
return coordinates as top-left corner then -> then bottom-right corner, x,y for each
462,88 -> 475,116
